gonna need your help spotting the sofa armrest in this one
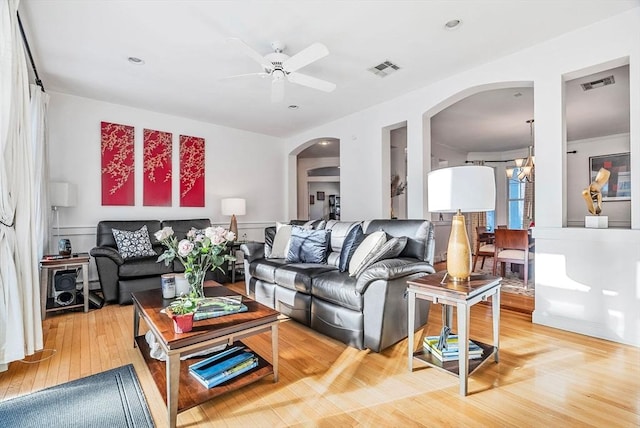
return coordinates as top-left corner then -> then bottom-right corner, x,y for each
355,258 -> 435,294
240,242 -> 265,263
90,246 -> 125,265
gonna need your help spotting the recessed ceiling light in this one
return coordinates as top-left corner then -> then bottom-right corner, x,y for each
319,141 -> 330,146
128,56 -> 145,65
444,19 -> 462,30
288,105 -> 299,110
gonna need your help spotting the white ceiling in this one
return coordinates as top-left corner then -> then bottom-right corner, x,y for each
19,0 -> 637,148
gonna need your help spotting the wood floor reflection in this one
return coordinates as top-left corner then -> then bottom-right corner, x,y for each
1,281 -> 637,427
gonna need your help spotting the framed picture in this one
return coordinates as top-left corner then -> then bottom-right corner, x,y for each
589,152 -> 631,201
317,191 -> 325,201
309,195 -> 315,205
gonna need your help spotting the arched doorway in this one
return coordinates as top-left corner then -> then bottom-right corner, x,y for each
293,138 -> 340,220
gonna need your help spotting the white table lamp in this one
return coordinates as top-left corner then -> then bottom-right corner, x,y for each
427,166 -> 495,281
221,198 -> 246,239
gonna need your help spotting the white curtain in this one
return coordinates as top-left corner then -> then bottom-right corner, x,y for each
0,0 -> 45,370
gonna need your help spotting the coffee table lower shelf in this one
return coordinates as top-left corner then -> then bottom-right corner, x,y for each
412,341 -> 496,376
135,336 -> 273,412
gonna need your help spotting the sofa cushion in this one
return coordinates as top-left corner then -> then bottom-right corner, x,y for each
348,231 -> 387,276
96,220 -> 161,249
268,222 -> 292,258
161,218 -> 211,241
338,224 -> 364,272
249,258 -> 288,283
364,219 -> 432,261
326,221 -> 362,253
112,225 -> 157,259
311,270 -> 362,311
353,236 -> 408,277
286,227 -> 332,263
118,256 -> 172,278
274,264 -> 337,293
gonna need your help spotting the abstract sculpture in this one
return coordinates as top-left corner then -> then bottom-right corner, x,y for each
582,168 -> 610,215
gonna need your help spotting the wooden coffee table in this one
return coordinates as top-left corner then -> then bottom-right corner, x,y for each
132,282 -> 279,428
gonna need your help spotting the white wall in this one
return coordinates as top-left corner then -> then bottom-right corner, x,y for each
48,92 -> 287,280
285,8 -> 640,346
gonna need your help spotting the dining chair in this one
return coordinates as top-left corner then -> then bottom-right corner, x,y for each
473,226 -> 494,271
493,228 -> 534,287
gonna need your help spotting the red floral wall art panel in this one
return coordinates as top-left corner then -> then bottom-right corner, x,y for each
143,129 -> 172,206
101,121 -> 135,206
179,135 -> 205,207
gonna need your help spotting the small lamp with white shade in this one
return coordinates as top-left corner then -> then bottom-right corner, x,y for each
427,166 -> 496,282
221,198 -> 246,239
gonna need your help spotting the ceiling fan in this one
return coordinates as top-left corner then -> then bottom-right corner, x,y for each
226,38 -> 336,103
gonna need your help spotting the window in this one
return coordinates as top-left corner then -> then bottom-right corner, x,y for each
486,210 -> 496,231
507,168 -> 526,229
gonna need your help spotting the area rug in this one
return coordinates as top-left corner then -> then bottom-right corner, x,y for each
0,364 -> 154,428
477,258 -> 534,297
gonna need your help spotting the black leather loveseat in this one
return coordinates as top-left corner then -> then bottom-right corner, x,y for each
241,219 -> 435,352
90,219 -> 215,304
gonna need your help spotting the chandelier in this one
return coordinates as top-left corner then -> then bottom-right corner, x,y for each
506,119 -> 535,182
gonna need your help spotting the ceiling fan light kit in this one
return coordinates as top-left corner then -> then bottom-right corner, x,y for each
226,38 -> 336,102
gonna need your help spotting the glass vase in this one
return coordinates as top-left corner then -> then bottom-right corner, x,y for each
186,269 -> 206,299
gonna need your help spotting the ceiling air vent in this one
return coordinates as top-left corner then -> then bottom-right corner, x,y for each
581,75 -> 615,91
368,60 -> 401,78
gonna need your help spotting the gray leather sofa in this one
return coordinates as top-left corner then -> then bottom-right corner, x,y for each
241,219 -> 435,352
90,219 -> 214,304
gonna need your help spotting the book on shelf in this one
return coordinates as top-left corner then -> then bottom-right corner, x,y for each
193,296 -> 248,321
188,346 -> 258,389
423,335 -> 484,362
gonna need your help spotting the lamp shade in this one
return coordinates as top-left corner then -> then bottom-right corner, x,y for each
427,166 -> 495,213
221,198 -> 246,216
50,182 -> 77,208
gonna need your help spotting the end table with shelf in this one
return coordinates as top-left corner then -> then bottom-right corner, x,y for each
39,253 -> 90,318
407,272 -> 501,396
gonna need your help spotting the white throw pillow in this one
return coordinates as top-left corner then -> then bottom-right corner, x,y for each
268,222 -> 292,259
348,231 -> 387,276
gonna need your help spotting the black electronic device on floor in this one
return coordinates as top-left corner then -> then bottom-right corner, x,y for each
53,269 -> 78,306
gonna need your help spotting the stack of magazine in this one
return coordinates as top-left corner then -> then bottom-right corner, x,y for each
193,295 -> 248,321
423,335 -> 483,362
189,346 -> 258,389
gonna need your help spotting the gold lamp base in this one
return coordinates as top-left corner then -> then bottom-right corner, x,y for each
446,209 -> 472,282
229,214 -> 238,239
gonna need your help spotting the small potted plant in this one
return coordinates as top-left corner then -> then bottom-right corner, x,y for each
167,294 -> 198,333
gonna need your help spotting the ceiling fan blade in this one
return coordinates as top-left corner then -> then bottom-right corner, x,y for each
282,42 -> 329,73
219,72 -> 269,81
227,38 -> 274,71
271,76 -> 285,103
287,72 -> 336,92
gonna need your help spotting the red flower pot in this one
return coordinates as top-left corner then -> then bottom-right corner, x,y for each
171,312 -> 194,333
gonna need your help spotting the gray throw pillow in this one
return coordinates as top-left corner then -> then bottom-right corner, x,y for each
348,231 -> 387,276
112,225 -> 156,259
286,227 -> 332,263
353,236 -> 408,277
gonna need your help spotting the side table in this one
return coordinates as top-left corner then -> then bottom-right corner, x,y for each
406,272 -> 501,396
39,253 -> 90,318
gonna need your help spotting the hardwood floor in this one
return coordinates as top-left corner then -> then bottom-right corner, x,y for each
1,282 -> 638,427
